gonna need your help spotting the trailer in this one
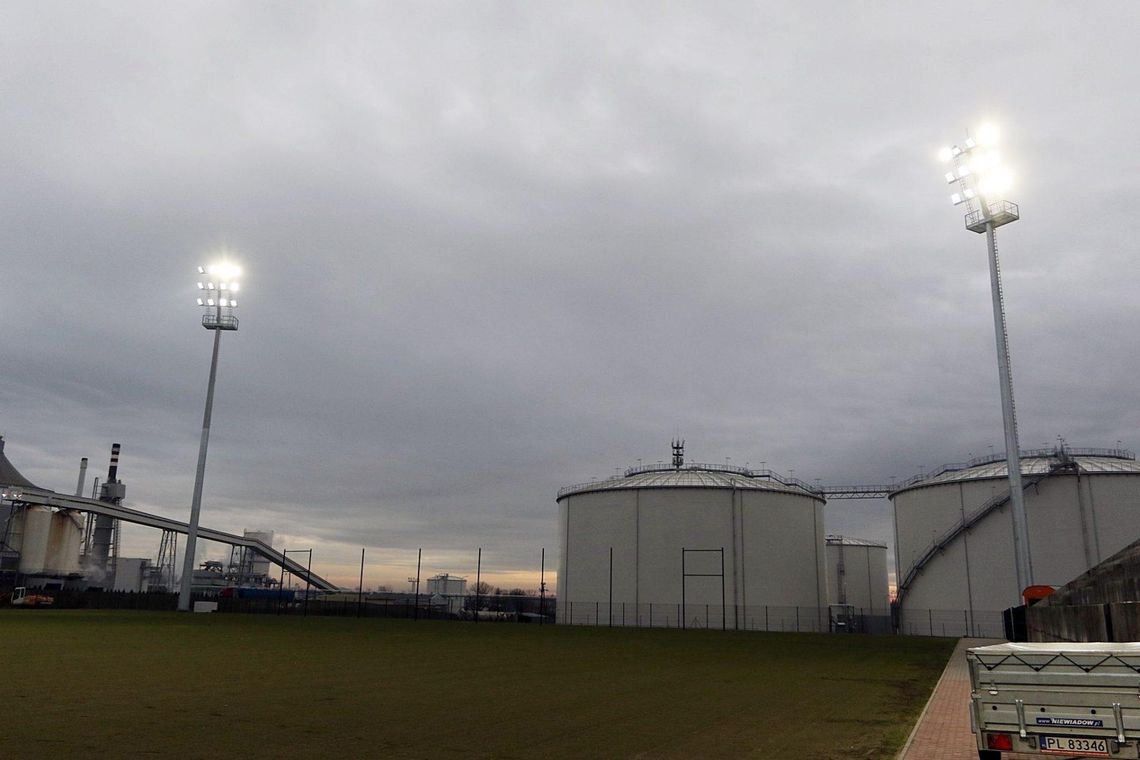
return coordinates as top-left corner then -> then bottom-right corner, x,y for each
969,642 -> 1140,759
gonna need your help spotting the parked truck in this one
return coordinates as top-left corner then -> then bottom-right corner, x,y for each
969,642 -> 1140,759
9,587 -> 54,607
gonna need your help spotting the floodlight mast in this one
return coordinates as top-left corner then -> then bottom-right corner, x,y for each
178,263 -> 241,612
942,128 -> 1033,598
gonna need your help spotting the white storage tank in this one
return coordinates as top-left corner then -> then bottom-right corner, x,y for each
46,510 -> 83,575
892,446 -> 1140,637
17,506 -> 52,574
825,536 -> 889,614
557,453 -> 828,631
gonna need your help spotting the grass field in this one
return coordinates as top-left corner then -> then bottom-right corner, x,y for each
0,611 -> 954,759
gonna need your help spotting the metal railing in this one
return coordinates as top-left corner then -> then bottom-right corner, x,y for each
202,313 -> 238,330
965,199 -> 1019,231
558,448 -> 1134,501
558,463 -> 823,499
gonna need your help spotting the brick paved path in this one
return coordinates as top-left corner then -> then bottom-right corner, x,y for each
898,638 -> 1035,760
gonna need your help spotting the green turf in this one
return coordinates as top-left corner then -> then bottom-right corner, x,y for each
0,611 -> 953,759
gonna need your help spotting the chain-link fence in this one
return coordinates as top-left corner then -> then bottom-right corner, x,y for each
1,588 -> 1006,638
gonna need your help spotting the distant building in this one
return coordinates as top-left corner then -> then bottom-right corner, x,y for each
112,557 -> 151,592
426,573 -> 467,597
426,573 -> 467,615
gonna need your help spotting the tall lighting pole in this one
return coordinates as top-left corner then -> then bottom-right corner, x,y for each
940,125 -> 1033,597
178,262 -> 242,612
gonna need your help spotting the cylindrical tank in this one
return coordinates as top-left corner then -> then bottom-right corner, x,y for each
46,510 -> 83,575
556,462 -> 828,630
17,506 -> 52,574
892,447 -> 1140,636
825,536 -> 889,613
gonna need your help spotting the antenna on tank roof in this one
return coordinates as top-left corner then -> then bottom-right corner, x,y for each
671,437 -> 685,469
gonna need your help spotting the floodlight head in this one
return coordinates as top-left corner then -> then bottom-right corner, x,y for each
945,171 -> 956,184
204,262 -> 242,281
964,137 -> 976,150
197,266 -> 205,274
939,146 -> 954,163
951,193 -> 963,205
196,298 -> 204,306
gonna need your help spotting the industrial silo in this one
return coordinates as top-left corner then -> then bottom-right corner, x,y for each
45,510 -> 83,576
825,536 -> 889,617
556,448 -> 827,631
15,506 -> 52,574
892,446 -> 1140,637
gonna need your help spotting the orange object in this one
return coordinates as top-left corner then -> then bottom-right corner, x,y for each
1023,585 -> 1056,606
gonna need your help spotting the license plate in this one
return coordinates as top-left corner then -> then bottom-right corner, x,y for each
1041,735 -> 1110,756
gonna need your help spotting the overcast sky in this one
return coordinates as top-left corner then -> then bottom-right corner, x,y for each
3,2 -> 1138,590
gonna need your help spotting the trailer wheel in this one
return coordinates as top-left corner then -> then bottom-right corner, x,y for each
977,751 -> 1000,760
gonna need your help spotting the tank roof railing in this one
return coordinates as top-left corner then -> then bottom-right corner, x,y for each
892,446 -> 1135,492
558,447 -> 1136,501
557,462 -> 821,499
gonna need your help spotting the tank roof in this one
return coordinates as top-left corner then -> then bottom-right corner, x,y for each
557,463 -> 823,502
892,447 -> 1140,497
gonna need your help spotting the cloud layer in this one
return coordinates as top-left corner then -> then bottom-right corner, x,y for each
3,2 -> 1139,588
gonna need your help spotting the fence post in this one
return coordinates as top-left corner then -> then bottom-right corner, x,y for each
928,608 -> 934,637
765,605 -> 769,632
649,603 -> 653,628
595,601 -> 599,626
963,609 -> 968,636
622,602 -> 625,627
796,606 -> 800,632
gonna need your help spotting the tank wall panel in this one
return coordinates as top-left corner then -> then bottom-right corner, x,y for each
893,484 -> 966,584
739,492 -> 822,609
17,507 -> 52,574
1088,475 -> 1140,564
561,491 -> 638,614
637,488 -> 735,606
1025,476 -> 1093,587
826,544 -> 889,613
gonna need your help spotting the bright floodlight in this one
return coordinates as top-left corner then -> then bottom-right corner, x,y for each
977,123 -> 999,147
939,146 -> 954,163
936,123 -> 1030,602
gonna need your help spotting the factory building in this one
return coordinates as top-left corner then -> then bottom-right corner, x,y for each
557,443 -> 828,630
892,447 -> 1140,636
825,536 -> 889,614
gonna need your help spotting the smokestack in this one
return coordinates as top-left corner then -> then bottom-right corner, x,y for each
75,457 -> 88,497
107,443 -> 120,483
